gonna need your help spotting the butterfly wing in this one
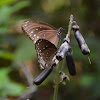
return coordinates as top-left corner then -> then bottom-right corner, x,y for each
35,39 -> 57,69
21,21 -> 57,43
36,30 -> 59,46
21,21 -> 60,69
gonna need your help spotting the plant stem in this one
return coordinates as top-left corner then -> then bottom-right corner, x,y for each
66,14 -> 73,38
53,61 -> 62,100
53,14 -> 74,100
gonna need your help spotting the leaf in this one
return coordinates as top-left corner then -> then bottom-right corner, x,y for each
1,82 -> 26,97
10,1 -> 30,13
0,1 -> 30,24
0,68 -> 26,97
0,1 -> 30,34
0,0 -> 16,7
0,68 -> 11,88
0,50 -> 14,60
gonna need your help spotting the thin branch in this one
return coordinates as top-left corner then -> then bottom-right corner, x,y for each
15,62 -> 34,86
53,14 -> 74,100
14,62 -> 37,100
66,14 -> 73,38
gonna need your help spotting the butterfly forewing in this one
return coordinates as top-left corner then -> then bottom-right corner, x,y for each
22,21 -> 57,43
22,21 -> 56,29
37,30 -> 59,46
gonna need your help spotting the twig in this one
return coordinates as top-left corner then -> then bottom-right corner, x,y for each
53,14 -> 74,100
53,61 -> 63,100
66,14 -> 73,38
15,62 -> 34,86
14,62 -> 37,100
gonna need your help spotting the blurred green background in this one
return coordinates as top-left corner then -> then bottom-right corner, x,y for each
0,0 -> 100,100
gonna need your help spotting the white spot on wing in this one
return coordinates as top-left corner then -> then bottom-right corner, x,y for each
31,31 -> 33,34
38,55 -> 46,69
34,40 -> 36,43
36,29 -> 38,31
37,36 -> 39,38
43,47 -> 45,49
26,21 -> 29,23
39,50 -> 41,52
34,34 -> 36,37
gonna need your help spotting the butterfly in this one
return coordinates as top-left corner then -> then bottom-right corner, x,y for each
21,21 -> 61,69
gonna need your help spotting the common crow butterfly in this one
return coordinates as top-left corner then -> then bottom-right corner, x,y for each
21,21 -> 61,69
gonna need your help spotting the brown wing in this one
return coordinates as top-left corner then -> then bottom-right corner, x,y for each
36,30 -> 59,46
35,39 -> 57,69
21,21 -> 59,44
21,21 -> 60,69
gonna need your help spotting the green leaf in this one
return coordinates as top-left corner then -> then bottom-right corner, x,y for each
0,50 -> 14,60
10,1 -> 30,13
0,6 -> 12,23
0,68 -> 11,88
0,68 -> 26,97
1,82 -> 26,97
0,1 -> 30,24
0,0 -> 16,7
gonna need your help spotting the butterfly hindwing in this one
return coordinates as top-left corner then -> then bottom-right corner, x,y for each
35,39 -> 57,69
